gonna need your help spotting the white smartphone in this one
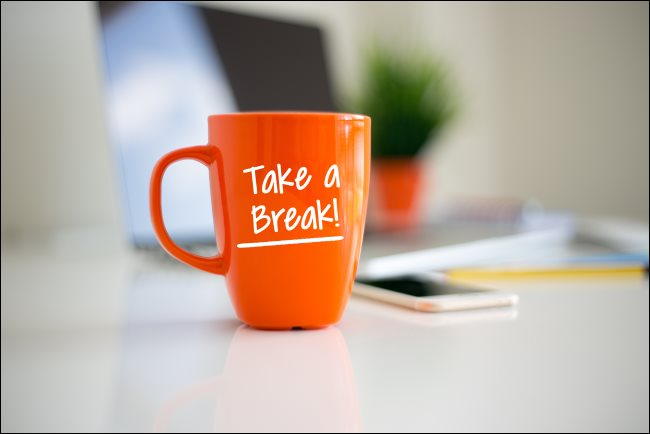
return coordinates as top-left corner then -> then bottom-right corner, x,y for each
354,273 -> 518,312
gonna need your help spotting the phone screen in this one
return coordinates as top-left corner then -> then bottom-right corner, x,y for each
356,276 -> 487,298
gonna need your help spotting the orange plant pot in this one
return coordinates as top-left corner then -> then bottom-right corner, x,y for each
370,158 -> 426,231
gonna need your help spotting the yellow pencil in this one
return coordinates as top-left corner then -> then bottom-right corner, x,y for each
446,264 -> 648,280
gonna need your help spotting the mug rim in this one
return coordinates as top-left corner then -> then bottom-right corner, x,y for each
209,112 -> 369,121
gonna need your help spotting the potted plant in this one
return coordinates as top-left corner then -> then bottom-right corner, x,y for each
354,47 -> 457,230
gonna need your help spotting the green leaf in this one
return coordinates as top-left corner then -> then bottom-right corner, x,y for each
350,45 -> 458,158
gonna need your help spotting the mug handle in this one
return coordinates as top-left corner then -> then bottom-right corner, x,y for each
150,145 -> 226,275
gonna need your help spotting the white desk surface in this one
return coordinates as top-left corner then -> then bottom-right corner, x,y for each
1,239 -> 648,432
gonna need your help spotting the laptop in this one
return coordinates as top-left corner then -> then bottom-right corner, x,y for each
97,1 -> 336,248
97,2 -> 587,275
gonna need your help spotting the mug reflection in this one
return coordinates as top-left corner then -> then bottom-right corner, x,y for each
154,326 -> 361,432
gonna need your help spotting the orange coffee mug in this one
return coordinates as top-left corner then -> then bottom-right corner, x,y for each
150,113 -> 370,329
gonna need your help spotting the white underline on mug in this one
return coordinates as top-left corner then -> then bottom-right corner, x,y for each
237,235 -> 344,249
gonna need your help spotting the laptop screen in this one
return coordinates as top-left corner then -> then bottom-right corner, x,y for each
97,1 -> 335,247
